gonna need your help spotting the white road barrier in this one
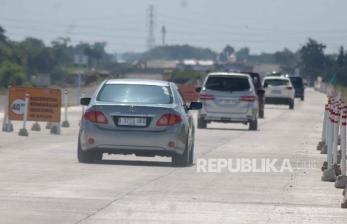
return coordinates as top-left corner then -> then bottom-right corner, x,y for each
317,104 -> 328,152
318,93 -> 347,208
2,93 -> 13,132
18,92 -> 29,136
322,97 -> 339,181
61,89 -> 70,128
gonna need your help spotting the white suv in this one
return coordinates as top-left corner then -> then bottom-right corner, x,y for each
197,73 -> 259,130
263,76 -> 295,109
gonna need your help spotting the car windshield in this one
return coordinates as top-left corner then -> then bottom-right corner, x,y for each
205,76 -> 250,92
97,84 -> 172,104
290,77 -> 303,87
264,79 -> 289,87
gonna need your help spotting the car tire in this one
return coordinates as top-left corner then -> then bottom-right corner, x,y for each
259,110 -> 264,119
301,96 -> 304,101
197,116 -> 207,129
172,139 -> 190,167
77,139 -> 103,163
289,100 -> 294,110
188,133 -> 195,166
249,119 -> 258,131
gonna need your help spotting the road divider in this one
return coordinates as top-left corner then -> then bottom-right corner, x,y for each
318,93 -> 347,208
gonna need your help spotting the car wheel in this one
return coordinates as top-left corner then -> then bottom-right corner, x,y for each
301,96 -> 304,101
249,119 -> 258,131
289,100 -> 294,110
77,139 -> 103,163
197,116 -> 207,129
172,139 -> 190,167
188,138 -> 195,166
259,110 -> 264,119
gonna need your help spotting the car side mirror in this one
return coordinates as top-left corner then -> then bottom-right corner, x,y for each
195,87 -> 202,92
80,97 -> 91,106
188,101 -> 202,110
257,89 -> 265,96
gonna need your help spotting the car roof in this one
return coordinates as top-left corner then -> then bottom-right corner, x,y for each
264,76 -> 290,81
105,79 -> 170,86
208,72 -> 250,79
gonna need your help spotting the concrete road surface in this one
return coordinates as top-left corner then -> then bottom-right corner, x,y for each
0,89 -> 346,223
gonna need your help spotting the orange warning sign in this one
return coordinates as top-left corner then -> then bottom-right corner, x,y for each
8,87 -> 61,122
178,84 -> 199,102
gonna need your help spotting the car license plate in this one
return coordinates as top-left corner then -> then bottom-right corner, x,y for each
118,117 -> 147,127
271,90 -> 282,94
220,99 -> 235,104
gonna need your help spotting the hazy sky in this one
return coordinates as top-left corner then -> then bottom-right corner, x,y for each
0,0 -> 346,54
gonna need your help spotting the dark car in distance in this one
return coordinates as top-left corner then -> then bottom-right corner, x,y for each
288,76 -> 305,101
241,72 -> 265,118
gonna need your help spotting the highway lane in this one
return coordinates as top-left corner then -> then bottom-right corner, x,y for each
0,89 -> 346,223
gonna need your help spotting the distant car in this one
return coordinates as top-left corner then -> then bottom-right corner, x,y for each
196,72 -> 259,130
288,76 -> 305,101
265,72 -> 283,77
241,72 -> 265,118
263,76 -> 295,109
78,79 -> 202,167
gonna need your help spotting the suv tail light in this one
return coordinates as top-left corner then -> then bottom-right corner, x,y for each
156,114 -> 182,126
84,111 -> 108,124
199,93 -> 215,101
240,96 -> 256,102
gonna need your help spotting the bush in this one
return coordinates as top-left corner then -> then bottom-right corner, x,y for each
0,61 -> 26,88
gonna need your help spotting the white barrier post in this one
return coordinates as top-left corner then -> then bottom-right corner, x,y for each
336,105 -> 347,191
319,103 -> 329,153
18,92 -> 29,136
61,88 -> 70,128
322,98 -> 337,182
2,92 -> 13,132
332,101 -> 341,172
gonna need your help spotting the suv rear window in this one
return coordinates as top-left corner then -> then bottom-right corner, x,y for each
289,77 -> 303,87
205,76 -> 250,92
264,79 -> 289,87
97,84 -> 172,104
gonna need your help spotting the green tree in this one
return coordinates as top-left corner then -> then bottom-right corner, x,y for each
299,38 -> 328,81
0,61 -> 26,87
235,47 -> 250,62
337,46 -> 345,67
20,38 -> 56,77
219,45 -> 235,62
274,49 -> 298,73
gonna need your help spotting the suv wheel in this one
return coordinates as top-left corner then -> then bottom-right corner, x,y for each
197,116 -> 207,129
249,119 -> 258,131
289,100 -> 294,110
259,110 -> 264,119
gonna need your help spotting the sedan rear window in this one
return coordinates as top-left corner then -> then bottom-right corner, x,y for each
97,84 -> 172,104
205,76 -> 250,92
264,79 -> 289,87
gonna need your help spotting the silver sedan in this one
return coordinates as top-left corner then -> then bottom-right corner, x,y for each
78,79 -> 202,167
